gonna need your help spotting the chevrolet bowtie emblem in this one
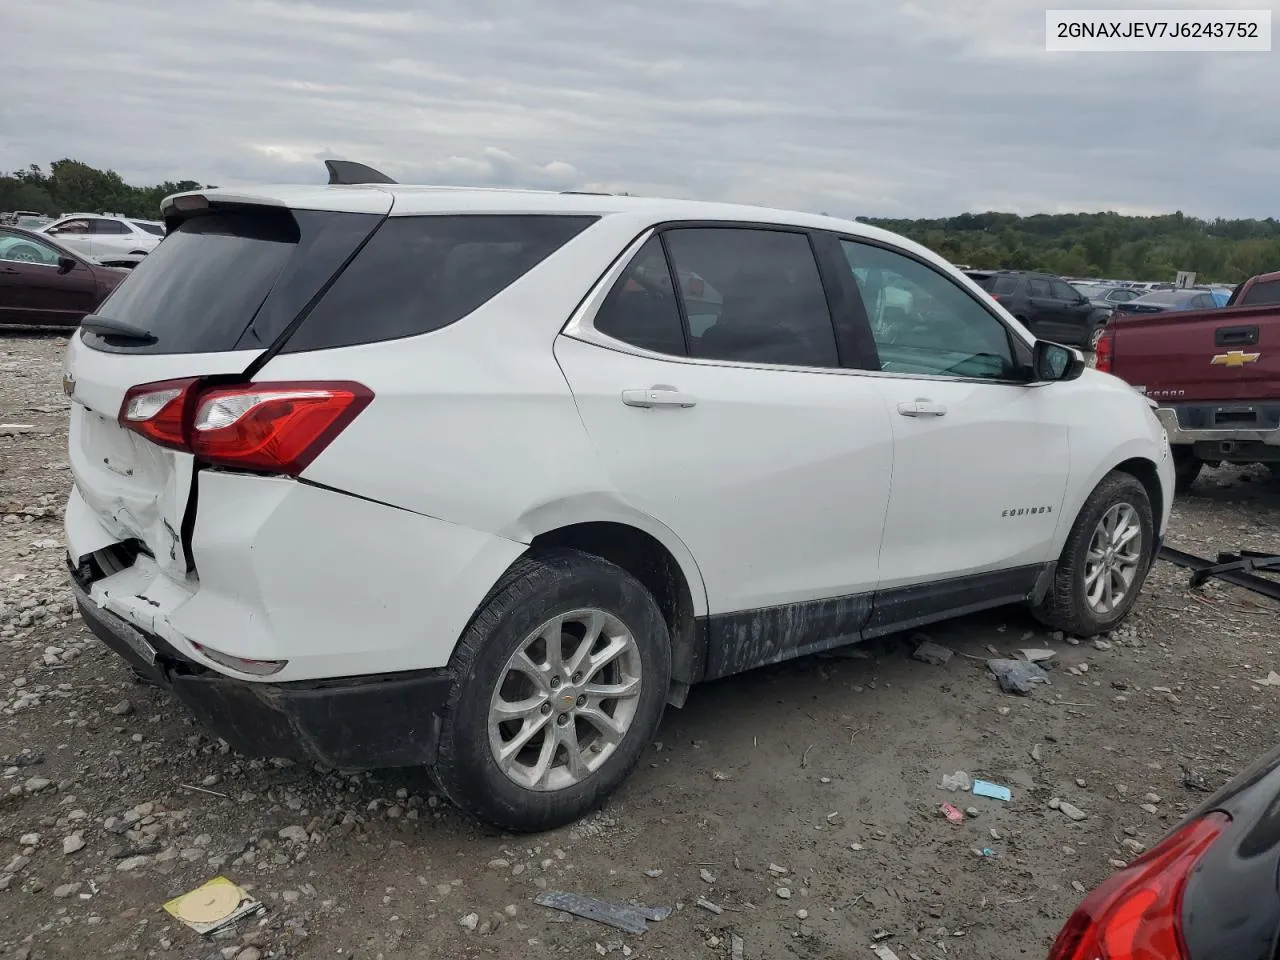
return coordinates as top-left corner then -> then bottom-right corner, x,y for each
1211,350 -> 1261,367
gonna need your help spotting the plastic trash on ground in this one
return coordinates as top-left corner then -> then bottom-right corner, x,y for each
939,770 -> 972,792
534,890 -> 671,935
987,658 -> 1050,695
972,779 -> 1013,802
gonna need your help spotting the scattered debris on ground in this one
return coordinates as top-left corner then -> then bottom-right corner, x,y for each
3,334 -> 1280,958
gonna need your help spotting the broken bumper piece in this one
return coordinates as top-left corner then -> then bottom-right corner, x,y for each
72,577 -> 452,770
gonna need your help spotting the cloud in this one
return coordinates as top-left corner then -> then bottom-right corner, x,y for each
1,0 -> 1275,218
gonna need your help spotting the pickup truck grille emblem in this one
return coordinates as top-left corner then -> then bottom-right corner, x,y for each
1211,350 -> 1261,367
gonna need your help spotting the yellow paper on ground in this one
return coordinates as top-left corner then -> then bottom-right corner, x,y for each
163,876 -> 262,934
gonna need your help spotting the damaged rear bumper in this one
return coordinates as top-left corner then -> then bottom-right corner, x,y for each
72,576 -> 452,770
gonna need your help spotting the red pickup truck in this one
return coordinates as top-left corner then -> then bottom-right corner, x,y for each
1096,270 -> 1280,492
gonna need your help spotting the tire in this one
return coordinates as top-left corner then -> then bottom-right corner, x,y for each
1032,471 -> 1155,637
1172,446 -> 1202,495
430,549 -> 671,832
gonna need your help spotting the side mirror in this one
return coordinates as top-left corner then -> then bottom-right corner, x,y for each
57,256 -> 76,275
1032,340 -> 1085,383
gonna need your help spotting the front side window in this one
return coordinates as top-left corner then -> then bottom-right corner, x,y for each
842,240 -> 1018,380
661,227 -> 839,367
990,276 -> 1019,296
0,231 -> 61,265
48,218 -> 90,235
1027,278 -> 1052,298
1051,280 -> 1080,301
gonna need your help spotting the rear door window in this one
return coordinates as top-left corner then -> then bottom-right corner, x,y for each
990,276 -> 1019,295
661,227 -> 839,368
91,219 -> 130,235
1027,278 -> 1052,298
283,215 -> 595,353
84,208 -> 381,354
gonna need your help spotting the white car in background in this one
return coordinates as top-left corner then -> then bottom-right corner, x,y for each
63,171 -> 1174,832
40,214 -> 164,261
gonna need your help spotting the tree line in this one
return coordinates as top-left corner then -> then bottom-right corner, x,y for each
4,160 -> 1277,282
0,160 -> 209,221
859,210 -> 1280,283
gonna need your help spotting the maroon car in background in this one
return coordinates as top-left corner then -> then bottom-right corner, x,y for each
0,225 -> 127,327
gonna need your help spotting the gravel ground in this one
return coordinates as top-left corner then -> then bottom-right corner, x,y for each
3,331 -> 1279,960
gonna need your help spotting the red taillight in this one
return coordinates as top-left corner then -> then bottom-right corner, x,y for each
1048,812 -> 1228,960
191,381 -> 373,475
119,378 -> 199,450
1095,326 -> 1115,373
118,379 -> 373,475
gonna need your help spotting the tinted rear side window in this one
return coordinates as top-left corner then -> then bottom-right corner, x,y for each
85,209 -> 380,355
594,236 -> 688,356
662,227 -> 838,368
1240,279 -> 1280,306
990,276 -> 1019,295
284,215 -> 596,353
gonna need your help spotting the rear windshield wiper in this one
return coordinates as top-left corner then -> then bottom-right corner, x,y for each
80,316 -> 158,344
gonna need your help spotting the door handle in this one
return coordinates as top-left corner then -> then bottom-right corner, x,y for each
897,399 -> 947,418
621,386 -> 697,409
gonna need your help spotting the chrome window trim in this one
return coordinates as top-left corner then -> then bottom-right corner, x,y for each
560,224 -> 1044,388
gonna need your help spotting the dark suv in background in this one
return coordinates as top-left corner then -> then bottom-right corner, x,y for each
966,270 -> 1107,348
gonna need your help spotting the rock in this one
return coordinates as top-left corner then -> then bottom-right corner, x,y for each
988,658 -> 1050,695
1059,801 -> 1088,821
776,887 -> 792,899
1048,797 -> 1061,810
62,832 -> 85,855
460,912 -> 480,931
699,868 -> 716,884
278,825 -> 309,844
236,949 -> 262,960
53,882 -> 82,898
4,855 -> 30,873
487,859 -> 510,870
768,863 -> 789,875
1144,792 -> 1161,804
1122,838 -> 1147,854
1140,803 -> 1160,815
281,890 -> 300,903
24,777 -> 51,793
201,774 -> 222,787
19,833 -> 39,847
966,807 -> 980,818
796,908 -> 809,920
109,699 -> 134,716
1030,744 -> 1042,762
643,869 -> 663,878
1071,880 -> 1086,894
117,855 -> 149,871
1093,639 -> 1113,651
912,639 -> 954,666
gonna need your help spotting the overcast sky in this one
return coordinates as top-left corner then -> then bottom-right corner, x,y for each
3,0 -> 1277,218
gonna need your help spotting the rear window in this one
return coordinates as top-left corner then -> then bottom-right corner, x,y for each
1240,279 -> 1280,307
130,221 -> 165,236
282,215 -> 595,353
85,209 -> 380,354
990,276 -> 1019,295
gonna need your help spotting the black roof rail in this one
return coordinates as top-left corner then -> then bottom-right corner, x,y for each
324,160 -> 397,185
560,190 -> 613,196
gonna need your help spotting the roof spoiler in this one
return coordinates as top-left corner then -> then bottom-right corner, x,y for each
325,160 -> 397,185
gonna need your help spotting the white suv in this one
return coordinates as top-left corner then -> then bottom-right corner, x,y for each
41,214 -> 164,261
63,177 -> 1173,831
